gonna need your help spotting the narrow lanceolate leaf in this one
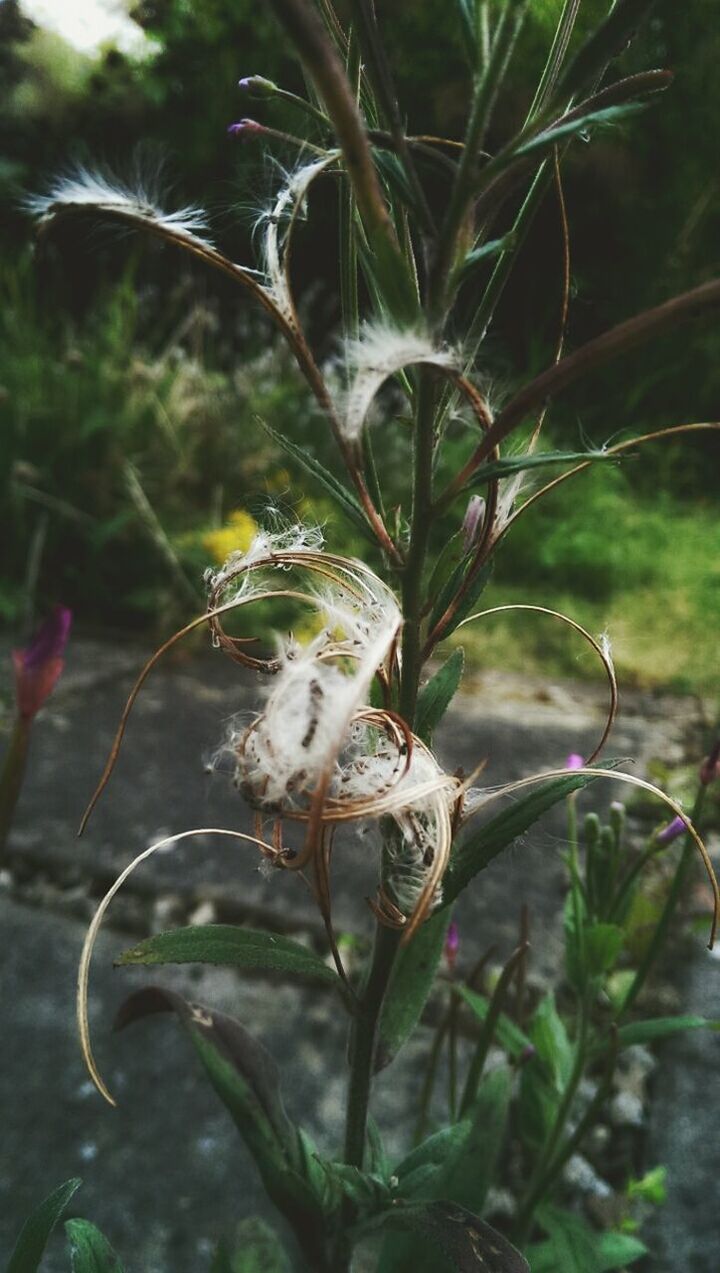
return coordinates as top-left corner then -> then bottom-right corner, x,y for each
376,909 -> 451,1071
613,1015 -> 720,1049
427,560 -> 493,638
370,1200 -> 529,1273
116,924 -> 340,988
114,989 -> 327,1225
455,985 -> 532,1059
65,1219 -> 125,1272
433,1068 -> 512,1214
443,765 -> 621,907
455,234 -> 518,284
511,103 -> 646,163
416,649 -> 465,743
6,1177 -> 82,1273
256,416 -> 374,540
557,0 -> 659,100
466,449 -> 614,487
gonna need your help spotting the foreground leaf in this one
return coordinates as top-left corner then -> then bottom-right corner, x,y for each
116,925 -> 340,989
376,910 -> 451,1070
65,1219 -> 124,1272
529,1207 -> 647,1272
371,1200 -> 528,1272
615,1015 -> 720,1048
257,416 -> 373,540
443,766 -> 620,906
114,987 -> 330,1259
416,649 -> 465,743
467,449 -> 613,487
6,1177 -> 82,1273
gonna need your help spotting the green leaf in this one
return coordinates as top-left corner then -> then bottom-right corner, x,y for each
512,103 -> 646,163
394,1124 -> 472,1199
116,924 -> 340,988
65,1219 -> 124,1272
370,1201 -> 529,1272
256,416 -> 373,540
6,1177 -> 82,1273
584,923 -> 624,978
615,1015 -> 720,1048
443,765 -> 621,907
416,649 -> 465,743
455,233 -> 517,284
376,909 -> 451,1071
427,560 -> 493,638
438,1067 -> 512,1213
558,0 -> 658,100
530,993 -> 573,1091
114,988 -> 327,1223
455,985 -> 532,1059
211,1219 -> 291,1273
467,448 -> 613,486
531,1208 -> 647,1272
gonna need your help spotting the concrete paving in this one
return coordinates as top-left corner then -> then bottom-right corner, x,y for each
0,637 -> 715,1269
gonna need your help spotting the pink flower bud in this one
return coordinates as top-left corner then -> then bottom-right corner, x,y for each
656,814 -> 685,846
238,75 -> 279,99
445,921 -> 459,971
461,495 -> 485,553
566,753 -> 584,770
227,118 -> 267,140
12,606 -> 72,719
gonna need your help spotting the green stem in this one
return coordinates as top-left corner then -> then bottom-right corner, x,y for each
343,923 -> 401,1168
514,990 -> 590,1246
399,371 -> 437,724
620,784 -> 709,1015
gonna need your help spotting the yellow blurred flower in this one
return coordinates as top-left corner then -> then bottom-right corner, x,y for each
202,509 -> 257,564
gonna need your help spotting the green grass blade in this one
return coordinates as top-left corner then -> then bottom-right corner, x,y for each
6,1178 -> 82,1273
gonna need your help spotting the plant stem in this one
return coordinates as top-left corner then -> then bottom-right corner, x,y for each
620,783 -> 709,1015
343,923 -> 401,1169
399,370 -> 437,724
514,990 -> 590,1246
0,716 -> 31,861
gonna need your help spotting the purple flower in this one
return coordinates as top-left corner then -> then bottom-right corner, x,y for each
445,921 -> 459,971
227,118 -> 267,140
238,75 -> 279,99
12,606 -> 72,719
566,753 -> 584,771
656,814 -> 686,846
461,495 -> 486,553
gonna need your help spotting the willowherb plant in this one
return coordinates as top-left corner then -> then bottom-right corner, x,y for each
24,2 -> 720,1270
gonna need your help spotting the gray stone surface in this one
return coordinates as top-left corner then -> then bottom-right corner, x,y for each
1,638 -> 713,1269
644,941 -> 720,1272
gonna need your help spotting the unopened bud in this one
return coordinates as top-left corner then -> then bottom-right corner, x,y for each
519,1044 -> 537,1066
238,75 -> 279,99
461,495 -> 485,553
584,812 -> 601,848
445,921 -> 459,972
656,814 -> 685,846
227,118 -> 267,140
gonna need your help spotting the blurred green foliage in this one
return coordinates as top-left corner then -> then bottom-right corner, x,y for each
0,0 -> 718,688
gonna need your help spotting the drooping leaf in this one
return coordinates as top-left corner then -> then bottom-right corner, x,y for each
256,416 -> 373,540
6,1177 -> 82,1273
114,988 -> 327,1225
455,985 -> 532,1059
614,1015 -> 720,1048
443,765 -> 621,907
416,649 -> 465,743
116,924 -> 341,989
466,448 -> 613,487
376,909 -> 451,1071
65,1219 -> 124,1272
370,1200 -> 529,1272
